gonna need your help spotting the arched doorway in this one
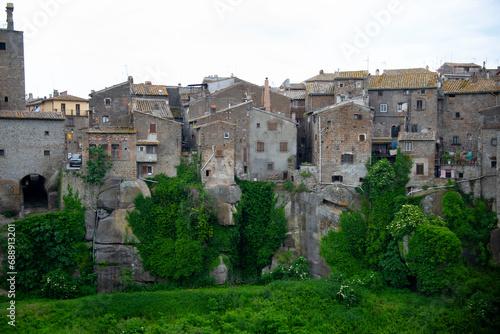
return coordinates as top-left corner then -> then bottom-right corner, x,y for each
20,174 -> 48,209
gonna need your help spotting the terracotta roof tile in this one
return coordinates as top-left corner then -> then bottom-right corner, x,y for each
0,110 -> 64,120
305,70 -> 368,82
442,62 -> 481,68
131,98 -> 173,118
383,68 -> 431,75
305,82 -> 335,95
277,90 -> 307,99
131,84 -> 169,96
443,79 -> 500,94
368,73 -> 438,90
47,94 -> 89,102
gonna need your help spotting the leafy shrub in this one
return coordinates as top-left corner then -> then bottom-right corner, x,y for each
283,181 -> 295,193
407,225 -> 465,295
379,239 -> 411,289
387,204 -> 428,239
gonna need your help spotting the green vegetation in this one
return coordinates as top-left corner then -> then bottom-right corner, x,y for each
2,278 -> 499,333
0,187 -> 96,299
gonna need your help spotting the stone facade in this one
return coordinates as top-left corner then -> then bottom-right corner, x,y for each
479,106 -> 500,211
398,131 -> 436,189
195,121 -> 236,185
89,80 -> 131,128
134,112 -> 182,178
0,111 -> 65,211
311,102 -> 373,186
0,4 -> 25,111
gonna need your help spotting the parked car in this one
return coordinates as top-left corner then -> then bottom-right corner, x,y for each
69,154 -> 82,168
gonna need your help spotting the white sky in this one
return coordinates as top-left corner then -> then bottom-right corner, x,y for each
7,0 -> 500,99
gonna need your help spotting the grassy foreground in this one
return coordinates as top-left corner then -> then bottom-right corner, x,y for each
1,279 -> 498,333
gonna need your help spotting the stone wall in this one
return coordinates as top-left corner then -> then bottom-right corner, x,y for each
89,82 -> 131,128
0,28 -> 25,111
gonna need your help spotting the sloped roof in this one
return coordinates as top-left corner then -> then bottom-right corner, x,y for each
305,82 -> 335,95
277,90 -> 307,99
194,120 -> 236,129
368,73 -> 438,90
398,131 -> 436,141
383,68 -> 431,75
131,98 -> 173,118
0,110 -> 64,120
443,79 -> 500,94
305,70 -> 368,82
47,94 -> 89,102
312,100 -> 373,115
441,62 -> 481,68
131,84 -> 169,96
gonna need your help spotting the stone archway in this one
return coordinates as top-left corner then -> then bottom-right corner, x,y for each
20,174 -> 48,209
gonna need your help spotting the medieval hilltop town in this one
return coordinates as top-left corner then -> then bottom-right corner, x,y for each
1,3 -> 500,289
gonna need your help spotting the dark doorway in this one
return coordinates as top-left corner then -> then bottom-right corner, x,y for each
20,175 -> 48,209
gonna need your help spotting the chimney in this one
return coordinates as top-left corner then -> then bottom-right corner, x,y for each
483,61 -> 486,69
472,72 -> 478,83
6,3 -> 13,30
426,65 -> 429,71
263,77 -> 271,113
487,72 -> 490,79
145,81 -> 152,85
319,69 -> 324,75
60,90 -> 67,95
28,93 -> 33,100
53,89 -> 59,97
375,69 -> 380,75
128,76 -> 134,84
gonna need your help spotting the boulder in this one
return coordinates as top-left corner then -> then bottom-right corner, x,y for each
96,177 -> 121,210
119,181 -> 143,209
94,264 -> 156,293
95,209 -> 138,244
209,255 -> 228,285
205,184 -> 242,204
84,209 -> 96,241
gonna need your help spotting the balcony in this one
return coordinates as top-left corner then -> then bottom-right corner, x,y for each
136,143 -> 158,162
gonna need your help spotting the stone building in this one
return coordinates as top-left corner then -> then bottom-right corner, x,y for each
185,78 -> 293,149
367,71 -> 439,162
195,121 -> 236,185
0,3 -> 25,111
26,91 -> 90,156
438,62 -> 482,81
311,101 -> 373,186
88,77 -> 181,179
0,111 -> 65,212
398,131 -> 436,190
479,106 -> 499,211
190,101 -> 297,182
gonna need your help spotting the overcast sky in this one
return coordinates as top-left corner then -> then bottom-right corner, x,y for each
7,0 -> 500,99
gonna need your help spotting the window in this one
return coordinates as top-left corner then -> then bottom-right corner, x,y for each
378,91 -> 383,96
340,95 -> 346,102
215,149 -> 223,157
0,149 -> 4,157
327,120 -> 331,126
257,142 -> 265,152
397,103 -> 404,112
339,83 -> 344,88
416,164 -> 424,175
146,146 -> 156,154
491,157 -> 497,168
410,124 -> 419,133
267,163 -> 274,171
380,104 -> 387,112
420,89 -> 425,94
139,146 -> 144,152
455,112 -> 460,119
279,142 -> 288,152
76,104 -> 80,116
391,125 -> 400,138
359,134 -> 365,141
268,122 -> 277,131
210,105 -> 216,113
244,166 -> 248,173
0,42 -> 5,50
105,98 -> 111,105
102,115 -> 109,123
332,175 -> 343,182
354,114 -> 362,120
256,123 -> 260,128
445,170 -> 452,179
100,144 -> 108,152
341,153 -> 353,163
453,136 -> 460,145
4,97 -> 8,103
415,100 -> 425,110
491,138 -> 497,146
404,142 -> 413,152
45,131 -> 49,136
111,144 -> 120,158
356,82 -> 362,88
61,103 -> 66,113
150,123 -> 156,133
147,165 -> 153,174
458,173 -> 464,179
224,132 -> 229,138
44,150 -> 50,156
67,117 -> 74,126
206,170 -> 210,177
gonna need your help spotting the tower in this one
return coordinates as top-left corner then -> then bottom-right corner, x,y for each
0,3 -> 26,110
